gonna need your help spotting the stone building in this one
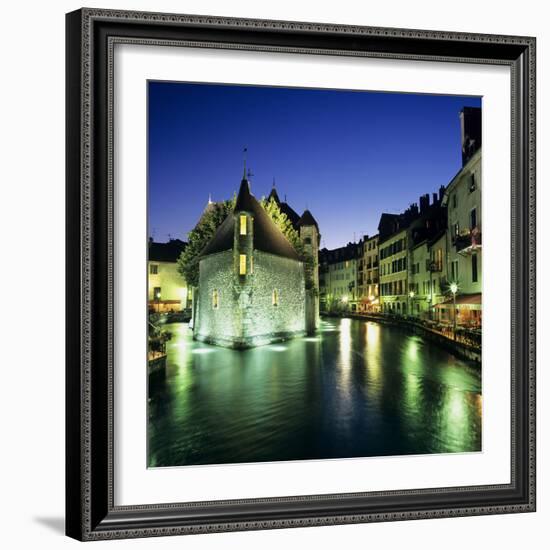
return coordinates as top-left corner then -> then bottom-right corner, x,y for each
193,174 -> 318,348
148,239 -> 191,313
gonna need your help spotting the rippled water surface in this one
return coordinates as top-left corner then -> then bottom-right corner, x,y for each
148,318 -> 481,467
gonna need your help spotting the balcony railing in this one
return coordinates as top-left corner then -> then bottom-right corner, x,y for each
454,227 -> 482,254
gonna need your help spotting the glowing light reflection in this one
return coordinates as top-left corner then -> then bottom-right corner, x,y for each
192,348 -> 216,355
267,345 -> 287,352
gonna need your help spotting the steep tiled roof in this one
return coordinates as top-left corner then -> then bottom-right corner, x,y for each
297,209 -> 319,230
267,185 -> 301,229
200,178 -> 300,261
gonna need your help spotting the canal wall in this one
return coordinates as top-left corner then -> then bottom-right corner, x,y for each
325,313 -> 481,365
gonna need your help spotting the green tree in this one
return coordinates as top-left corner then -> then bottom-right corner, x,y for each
261,198 -> 315,291
177,198 -> 235,287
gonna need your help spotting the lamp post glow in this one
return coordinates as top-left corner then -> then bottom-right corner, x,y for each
450,282 -> 458,340
408,290 -> 415,318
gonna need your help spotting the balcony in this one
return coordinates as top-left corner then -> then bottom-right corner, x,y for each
454,227 -> 482,255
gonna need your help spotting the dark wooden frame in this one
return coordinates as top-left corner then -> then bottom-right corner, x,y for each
66,8 -> 536,541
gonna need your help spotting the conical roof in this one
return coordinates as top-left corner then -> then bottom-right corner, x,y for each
267,186 -> 281,204
297,209 -> 319,230
199,178 -> 300,261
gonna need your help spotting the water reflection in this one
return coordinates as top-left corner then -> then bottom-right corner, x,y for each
148,317 -> 481,467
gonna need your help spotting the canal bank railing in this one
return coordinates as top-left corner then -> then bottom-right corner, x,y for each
323,312 -> 481,365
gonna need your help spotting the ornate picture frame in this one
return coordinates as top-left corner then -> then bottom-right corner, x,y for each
66,8 -> 536,541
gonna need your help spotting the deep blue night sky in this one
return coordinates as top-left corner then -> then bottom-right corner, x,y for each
148,81 -> 481,249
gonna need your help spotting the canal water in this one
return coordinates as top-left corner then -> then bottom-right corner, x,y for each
148,318 -> 481,467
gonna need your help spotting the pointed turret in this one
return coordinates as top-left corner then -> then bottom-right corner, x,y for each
235,176 -> 255,213
297,209 -> 319,231
268,182 -> 281,205
199,173 -> 299,261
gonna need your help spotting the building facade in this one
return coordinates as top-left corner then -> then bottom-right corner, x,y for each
319,243 -> 359,313
440,147 -> 482,327
148,239 -> 191,313
379,228 -> 409,314
357,235 -> 379,312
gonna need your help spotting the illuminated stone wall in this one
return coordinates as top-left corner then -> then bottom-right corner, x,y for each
244,251 -> 306,344
194,249 -> 306,348
195,251 -> 240,345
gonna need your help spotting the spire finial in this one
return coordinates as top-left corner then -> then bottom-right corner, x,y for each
208,193 -> 212,205
272,177 -> 276,189
243,147 -> 248,179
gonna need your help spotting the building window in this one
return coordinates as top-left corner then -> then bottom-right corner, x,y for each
451,260 -> 459,282
472,253 -> 478,283
239,254 -> 247,275
452,193 -> 458,209
150,264 -> 158,274
240,214 -> 247,235
436,248 -> 443,271
454,222 -> 459,237
470,207 -> 477,230
153,287 -> 161,300
212,289 -> 219,309
272,289 -> 279,306
304,237 -> 312,245
469,173 -> 477,192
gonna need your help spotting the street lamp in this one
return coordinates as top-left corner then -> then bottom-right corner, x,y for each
155,290 -> 161,314
408,290 -> 415,319
450,282 -> 458,340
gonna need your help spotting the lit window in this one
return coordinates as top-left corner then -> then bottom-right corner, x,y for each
272,289 -> 279,306
212,289 -> 219,309
240,215 -> 247,235
239,254 -> 247,275
150,264 -> 158,274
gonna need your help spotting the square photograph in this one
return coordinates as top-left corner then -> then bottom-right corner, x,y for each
146,81 -> 482,468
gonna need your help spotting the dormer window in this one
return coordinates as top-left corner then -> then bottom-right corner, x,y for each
240,214 -> 247,235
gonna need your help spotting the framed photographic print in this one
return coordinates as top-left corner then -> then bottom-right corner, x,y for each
66,8 -> 536,541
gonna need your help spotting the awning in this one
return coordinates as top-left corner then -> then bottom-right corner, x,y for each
435,293 -> 482,309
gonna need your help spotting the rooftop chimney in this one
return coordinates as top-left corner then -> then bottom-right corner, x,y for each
419,193 -> 430,214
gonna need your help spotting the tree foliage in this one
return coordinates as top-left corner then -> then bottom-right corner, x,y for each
177,195 -> 315,290
176,198 -> 235,287
261,198 -> 315,290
